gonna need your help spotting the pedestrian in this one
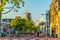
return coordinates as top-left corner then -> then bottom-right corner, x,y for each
52,29 -> 54,38
16,30 -> 20,37
7,28 -> 11,37
3,28 -> 7,37
37,32 -> 39,37
37,27 -> 40,37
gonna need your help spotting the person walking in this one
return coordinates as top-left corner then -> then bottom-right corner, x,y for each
37,27 -> 40,37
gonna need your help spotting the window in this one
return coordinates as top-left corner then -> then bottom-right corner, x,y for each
2,19 -> 5,22
58,0 -> 60,10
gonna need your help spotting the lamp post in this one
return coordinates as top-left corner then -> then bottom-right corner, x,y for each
41,13 -> 48,37
41,10 -> 50,37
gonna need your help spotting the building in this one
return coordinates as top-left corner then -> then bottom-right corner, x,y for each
46,11 -> 50,29
25,7 -> 32,21
35,18 -> 45,26
26,13 -> 31,21
2,18 -> 12,27
49,0 -> 60,37
46,10 -> 50,35
1,18 -> 12,31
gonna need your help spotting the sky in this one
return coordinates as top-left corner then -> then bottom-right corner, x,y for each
2,0 -> 51,22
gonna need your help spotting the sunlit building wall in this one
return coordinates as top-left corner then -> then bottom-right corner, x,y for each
50,0 -> 60,37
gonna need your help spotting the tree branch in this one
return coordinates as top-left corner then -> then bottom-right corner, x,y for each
4,6 -> 14,9
2,5 -> 15,14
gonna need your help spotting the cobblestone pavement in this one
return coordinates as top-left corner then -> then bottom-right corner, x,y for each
0,36 -> 59,40
0,33 -> 59,40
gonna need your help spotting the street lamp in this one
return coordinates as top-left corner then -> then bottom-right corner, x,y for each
41,10 -> 50,37
41,13 -> 48,37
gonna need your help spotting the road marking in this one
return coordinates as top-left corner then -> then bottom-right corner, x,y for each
13,39 -> 18,40
30,39 -> 35,40
40,39 -> 47,40
21,39 -> 25,40
3,39 -> 9,40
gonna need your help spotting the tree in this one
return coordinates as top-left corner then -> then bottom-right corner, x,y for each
39,22 -> 45,32
10,16 -> 38,33
0,0 -> 24,30
10,16 -> 23,30
39,22 -> 45,28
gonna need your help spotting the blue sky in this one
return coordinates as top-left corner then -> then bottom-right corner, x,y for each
2,0 -> 51,22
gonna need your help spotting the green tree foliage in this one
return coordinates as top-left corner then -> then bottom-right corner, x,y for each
39,22 -> 45,26
39,22 -> 45,28
0,0 -> 24,11
0,0 -> 24,28
10,16 -> 38,33
39,22 -> 45,32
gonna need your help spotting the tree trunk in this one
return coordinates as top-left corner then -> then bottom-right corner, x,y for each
0,11 -> 2,31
